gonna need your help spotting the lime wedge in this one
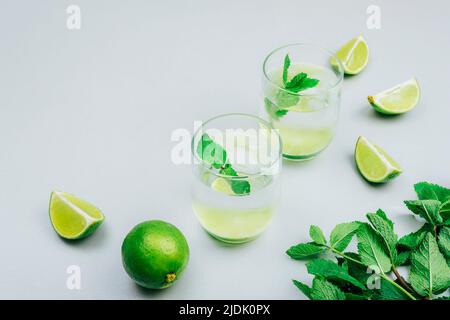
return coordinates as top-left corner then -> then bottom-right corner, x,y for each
285,96 -> 315,112
211,178 -> 234,195
49,191 -> 105,239
354,136 -> 402,183
368,78 -> 420,114
332,35 -> 369,75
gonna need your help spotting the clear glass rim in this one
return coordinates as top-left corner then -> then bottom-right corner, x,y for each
262,43 -> 344,97
191,113 -> 282,179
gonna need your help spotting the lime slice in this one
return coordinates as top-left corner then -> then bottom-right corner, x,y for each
285,96 -> 316,112
332,35 -> 369,75
212,175 -> 269,195
368,78 -> 420,114
49,191 -> 105,239
354,136 -> 402,183
211,178 -> 234,195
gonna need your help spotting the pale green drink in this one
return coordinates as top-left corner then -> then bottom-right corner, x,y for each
262,44 -> 344,160
191,114 -> 281,244
193,193 -> 276,243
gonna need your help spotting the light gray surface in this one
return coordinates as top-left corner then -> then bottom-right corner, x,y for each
0,0 -> 449,299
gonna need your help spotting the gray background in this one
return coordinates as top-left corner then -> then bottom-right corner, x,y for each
0,0 -> 449,299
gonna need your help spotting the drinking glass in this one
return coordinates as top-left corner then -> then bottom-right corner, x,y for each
191,113 -> 282,243
261,43 -> 344,160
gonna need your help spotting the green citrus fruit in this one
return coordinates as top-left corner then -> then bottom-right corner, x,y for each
368,78 -> 420,115
121,220 -> 190,289
211,177 -> 234,195
331,35 -> 369,75
354,136 -> 402,183
49,191 -> 105,240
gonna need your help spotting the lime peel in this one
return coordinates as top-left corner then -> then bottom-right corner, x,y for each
368,77 -> 420,115
211,177 -> 235,195
49,191 -> 105,240
355,136 -> 402,183
121,220 -> 190,289
332,35 -> 369,75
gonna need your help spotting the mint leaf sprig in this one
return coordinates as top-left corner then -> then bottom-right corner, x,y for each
287,182 -> 450,300
196,133 -> 250,195
282,54 -> 320,91
265,54 -> 320,119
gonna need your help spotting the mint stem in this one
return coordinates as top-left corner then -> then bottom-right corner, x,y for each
392,267 -> 415,294
329,247 -> 417,300
380,274 -> 417,300
329,247 -> 363,265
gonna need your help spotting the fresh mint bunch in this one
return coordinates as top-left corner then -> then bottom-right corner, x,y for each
196,133 -> 250,195
287,182 -> 450,300
265,54 -> 320,119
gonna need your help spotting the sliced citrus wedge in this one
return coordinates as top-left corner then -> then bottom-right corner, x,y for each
368,78 -> 420,115
211,178 -> 234,195
332,35 -> 369,75
49,191 -> 105,239
354,136 -> 402,183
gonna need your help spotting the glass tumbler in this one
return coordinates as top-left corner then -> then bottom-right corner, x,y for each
191,113 -> 282,244
262,43 -> 344,160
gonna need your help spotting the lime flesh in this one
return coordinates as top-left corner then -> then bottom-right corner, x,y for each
332,35 -> 369,75
354,136 -> 402,183
368,78 -> 420,114
49,191 -> 104,240
211,177 -> 234,195
121,220 -> 189,289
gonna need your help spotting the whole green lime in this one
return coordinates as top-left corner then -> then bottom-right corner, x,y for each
121,220 -> 190,289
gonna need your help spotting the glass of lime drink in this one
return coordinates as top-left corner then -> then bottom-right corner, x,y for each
191,114 -> 282,244
262,44 -> 344,160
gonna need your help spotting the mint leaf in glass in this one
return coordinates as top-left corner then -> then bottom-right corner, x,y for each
264,97 -> 285,120
219,164 -> 250,196
267,54 -> 320,118
197,134 -> 250,195
196,133 -> 227,169
282,53 -> 290,86
274,90 -> 300,108
285,72 -> 319,93
275,109 -> 289,118
285,72 -> 307,90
